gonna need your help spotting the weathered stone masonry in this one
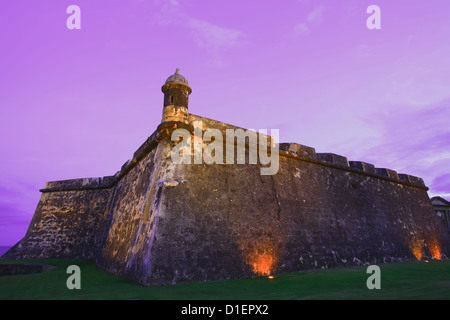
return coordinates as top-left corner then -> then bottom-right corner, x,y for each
3,69 -> 449,286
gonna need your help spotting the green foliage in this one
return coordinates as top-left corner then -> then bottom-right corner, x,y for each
0,259 -> 449,300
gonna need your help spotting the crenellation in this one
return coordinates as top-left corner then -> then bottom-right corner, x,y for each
398,174 -> 425,187
376,168 -> 399,180
398,173 -> 411,183
279,143 -> 316,160
317,153 -> 349,167
349,161 -> 376,174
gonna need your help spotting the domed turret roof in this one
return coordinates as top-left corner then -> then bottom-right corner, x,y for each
164,68 -> 189,86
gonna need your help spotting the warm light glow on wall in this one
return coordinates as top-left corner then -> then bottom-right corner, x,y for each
237,236 -> 281,276
412,236 -> 443,260
410,240 -> 423,260
428,237 -> 442,260
248,252 -> 276,276
232,220 -> 283,277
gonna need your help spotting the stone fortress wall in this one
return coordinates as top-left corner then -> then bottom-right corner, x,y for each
3,69 -> 449,285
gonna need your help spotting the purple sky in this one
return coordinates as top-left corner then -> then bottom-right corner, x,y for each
1,0 -> 450,246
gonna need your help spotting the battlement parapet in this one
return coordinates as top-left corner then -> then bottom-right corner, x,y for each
317,153 -> 350,167
41,176 -> 115,192
349,161 -> 377,174
279,143 -> 316,160
398,173 -> 426,187
279,147 -> 426,189
376,168 -> 399,180
40,124 -> 428,193
40,130 -> 162,193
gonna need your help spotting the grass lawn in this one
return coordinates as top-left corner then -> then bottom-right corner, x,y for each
0,259 -> 449,300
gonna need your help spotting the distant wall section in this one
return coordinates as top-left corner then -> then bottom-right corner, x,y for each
3,178 -> 114,260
